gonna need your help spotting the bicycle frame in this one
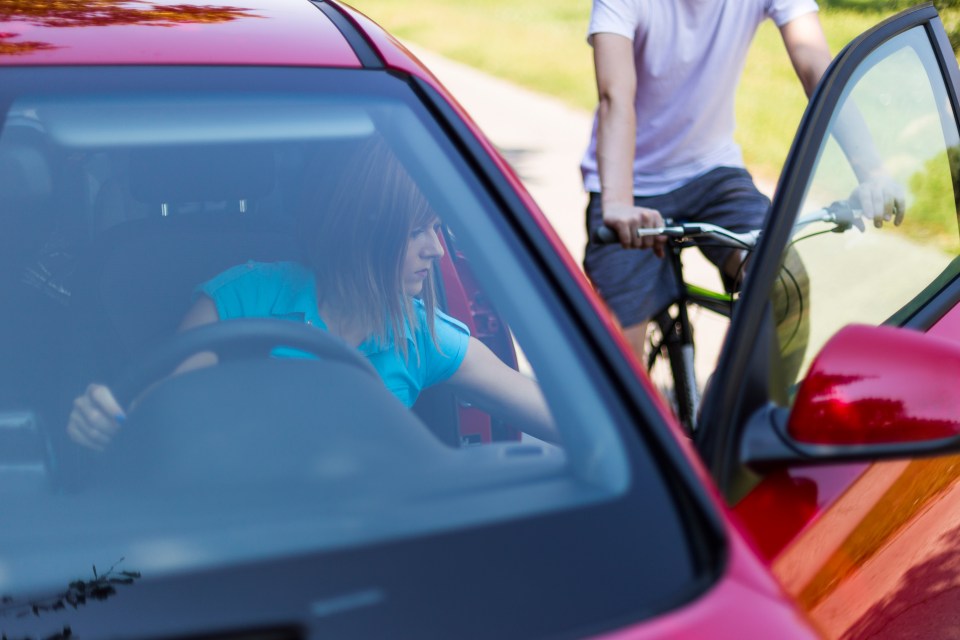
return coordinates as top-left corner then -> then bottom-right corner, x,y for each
647,240 -> 737,435
595,200 -> 858,436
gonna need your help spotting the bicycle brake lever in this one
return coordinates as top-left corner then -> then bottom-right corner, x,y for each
827,201 -> 865,233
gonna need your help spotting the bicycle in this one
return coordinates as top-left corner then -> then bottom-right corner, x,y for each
594,200 -> 861,435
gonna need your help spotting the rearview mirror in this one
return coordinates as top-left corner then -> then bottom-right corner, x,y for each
741,324 -> 960,468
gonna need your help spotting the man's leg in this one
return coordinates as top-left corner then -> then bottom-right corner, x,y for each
622,322 -> 649,363
721,249 -> 750,289
583,192 -> 678,364
675,167 -> 811,387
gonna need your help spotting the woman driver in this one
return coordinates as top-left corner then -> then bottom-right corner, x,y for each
66,137 -> 556,449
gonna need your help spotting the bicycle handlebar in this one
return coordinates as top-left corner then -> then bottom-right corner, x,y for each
794,199 -> 863,232
592,220 -> 759,248
592,199 -> 864,248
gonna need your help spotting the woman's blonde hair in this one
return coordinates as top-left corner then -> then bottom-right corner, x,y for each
300,136 -> 439,359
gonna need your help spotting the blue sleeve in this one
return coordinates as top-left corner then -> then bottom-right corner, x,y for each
197,261 -> 275,320
422,308 -> 470,387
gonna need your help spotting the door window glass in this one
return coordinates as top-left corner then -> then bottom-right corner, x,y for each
771,26 -> 960,396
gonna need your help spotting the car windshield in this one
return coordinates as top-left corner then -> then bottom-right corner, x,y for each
0,67 -> 713,636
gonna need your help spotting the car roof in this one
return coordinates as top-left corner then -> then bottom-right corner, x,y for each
0,0 -> 366,67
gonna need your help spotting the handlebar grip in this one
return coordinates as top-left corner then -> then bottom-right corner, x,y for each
827,200 -> 856,225
593,225 -> 672,244
592,225 -> 619,244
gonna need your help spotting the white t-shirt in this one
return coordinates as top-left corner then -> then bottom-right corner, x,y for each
580,0 -> 819,196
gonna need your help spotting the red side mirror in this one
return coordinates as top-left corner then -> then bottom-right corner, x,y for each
788,324 -> 960,445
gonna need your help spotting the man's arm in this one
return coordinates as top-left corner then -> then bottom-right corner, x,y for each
780,12 -> 905,226
780,12 -> 832,98
593,32 -> 665,254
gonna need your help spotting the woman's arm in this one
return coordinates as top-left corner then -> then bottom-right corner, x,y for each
171,294 -> 219,374
66,295 -> 220,449
446,337 -> 559,444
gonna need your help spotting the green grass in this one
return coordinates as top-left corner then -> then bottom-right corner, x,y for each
739,11 -> 884,182
347,0 -> 595,111
348,1 -> 896,183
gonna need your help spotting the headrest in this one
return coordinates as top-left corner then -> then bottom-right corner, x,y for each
0,143 -> 52,202
129,145 -> 275,204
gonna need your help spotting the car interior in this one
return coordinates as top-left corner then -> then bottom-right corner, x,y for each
0,107 -> 533,496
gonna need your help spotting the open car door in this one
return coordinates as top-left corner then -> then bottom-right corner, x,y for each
697,4 -> 960,637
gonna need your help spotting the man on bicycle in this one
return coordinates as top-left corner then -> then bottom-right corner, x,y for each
582,0 -> 903,363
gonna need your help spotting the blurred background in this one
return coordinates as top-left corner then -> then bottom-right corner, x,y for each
347,0 -> 960,380
349,0 -> 957,188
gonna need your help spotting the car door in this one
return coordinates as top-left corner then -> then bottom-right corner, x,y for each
413,234 -> 523,446
696,5 -> 960,638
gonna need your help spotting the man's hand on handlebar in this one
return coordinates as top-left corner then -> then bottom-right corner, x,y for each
602,202 -> 667,257
850,170 -> 906,229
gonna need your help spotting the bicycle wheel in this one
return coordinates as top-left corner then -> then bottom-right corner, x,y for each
647,307 -> 699,435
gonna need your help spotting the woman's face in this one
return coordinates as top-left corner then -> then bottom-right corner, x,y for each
402,216 -> 444,296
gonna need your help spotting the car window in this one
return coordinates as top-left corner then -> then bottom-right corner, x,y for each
767,25 -> 960,398
0,67 -> 714,636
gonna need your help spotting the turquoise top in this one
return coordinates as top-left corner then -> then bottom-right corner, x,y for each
198,261 -> 470,407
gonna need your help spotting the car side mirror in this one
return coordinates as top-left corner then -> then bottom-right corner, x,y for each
789,324 -> 960,445
741,324 -> 960,468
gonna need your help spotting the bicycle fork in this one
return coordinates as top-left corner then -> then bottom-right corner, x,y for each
661,245 -> 700,434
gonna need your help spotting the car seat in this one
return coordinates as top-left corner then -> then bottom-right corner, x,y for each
0,123 -> 65,489
68,144 -> 300,386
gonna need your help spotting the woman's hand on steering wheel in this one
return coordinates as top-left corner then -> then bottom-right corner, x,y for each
67,319 -> 377,451
112,318 -> 377,406
66,383 -> 125,451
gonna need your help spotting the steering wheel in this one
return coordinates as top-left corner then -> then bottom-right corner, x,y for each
112,318 -> 378,408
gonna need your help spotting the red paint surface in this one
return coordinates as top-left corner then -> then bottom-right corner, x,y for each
736,324 -> 960,637
0,0 -> 359,66
737,324 -> 960,562
789,324 -> 960,445
928,296 -> 960,344
595,526 -> 819,639
734,464 -> 870,562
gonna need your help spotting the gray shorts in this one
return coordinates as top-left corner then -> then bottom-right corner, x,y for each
583,167 -> 770,328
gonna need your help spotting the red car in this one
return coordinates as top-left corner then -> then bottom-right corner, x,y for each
0,2 -> 957,639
